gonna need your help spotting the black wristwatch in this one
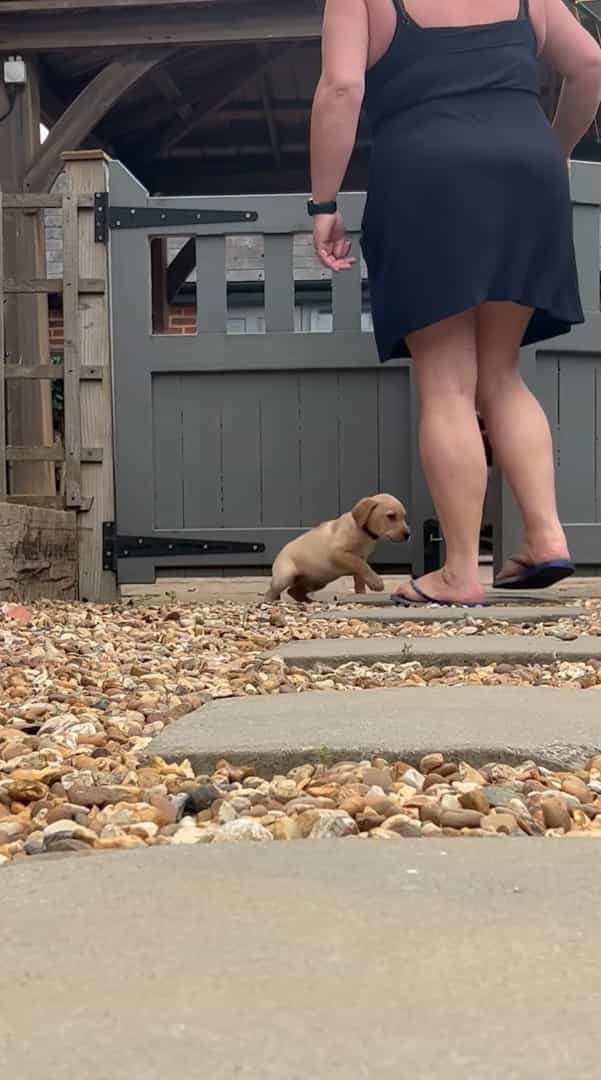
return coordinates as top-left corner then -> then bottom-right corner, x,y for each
307,199 -> 338,217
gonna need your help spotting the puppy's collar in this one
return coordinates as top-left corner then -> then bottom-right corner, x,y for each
362,524 -> 380,542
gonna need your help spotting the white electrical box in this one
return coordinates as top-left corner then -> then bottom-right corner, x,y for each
3,57 -> 27,85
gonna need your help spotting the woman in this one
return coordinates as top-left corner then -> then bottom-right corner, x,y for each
309,0 -> 601,605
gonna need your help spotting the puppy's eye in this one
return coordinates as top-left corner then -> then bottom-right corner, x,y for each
386,511 -> 397,520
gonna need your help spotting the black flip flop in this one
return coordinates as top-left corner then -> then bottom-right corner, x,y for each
493,558 -> 575,590
391,579 -> 488,608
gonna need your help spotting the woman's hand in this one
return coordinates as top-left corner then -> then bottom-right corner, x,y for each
313,211 -> 356,272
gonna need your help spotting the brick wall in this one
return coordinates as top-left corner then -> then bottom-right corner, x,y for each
48,304 -> 198,345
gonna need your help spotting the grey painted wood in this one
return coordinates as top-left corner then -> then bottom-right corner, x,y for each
107,161 -> 601,582
556,354 -> 597,521
572,205 -> 600,313
181,374 -> 223,529
338,372 -> 379,510
195,236 -> 226,333
152,375 -> 183,530
333,236 -> 362,332
264,235 -> 294,332
299,372 -> 341,525
220,376 -> 262,527
256,373 -> 302,527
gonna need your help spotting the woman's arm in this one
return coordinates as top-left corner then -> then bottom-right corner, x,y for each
541,0 -> 601,157
310,0 -> 369,202
309,0 -> 369,271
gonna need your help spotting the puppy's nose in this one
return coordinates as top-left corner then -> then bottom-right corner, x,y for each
403,528 -> 411,541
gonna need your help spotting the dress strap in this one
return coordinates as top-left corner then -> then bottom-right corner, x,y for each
390,0 -> 413,26
518,0 -> 530,18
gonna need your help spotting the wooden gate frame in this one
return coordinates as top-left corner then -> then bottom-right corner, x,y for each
0,150 -> 117,601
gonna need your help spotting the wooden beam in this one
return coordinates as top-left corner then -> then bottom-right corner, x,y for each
166,238 -> 195,303
150,67 -> 195,124
159,44 -> 295,154
0,5 -> 321,50
24,49 -> 174,191
5,277 -> 104,294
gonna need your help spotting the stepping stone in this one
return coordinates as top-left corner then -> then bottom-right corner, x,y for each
320,605 -> 585,625
270,635 -> 601,669
144,686 -> 601,775
3,843 -> 601,1080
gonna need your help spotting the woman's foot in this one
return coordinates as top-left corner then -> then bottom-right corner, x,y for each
393,567 -> 486,606
494,537 -> 570,587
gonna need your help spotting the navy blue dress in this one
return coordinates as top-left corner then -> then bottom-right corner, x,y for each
361,0 -> 584,361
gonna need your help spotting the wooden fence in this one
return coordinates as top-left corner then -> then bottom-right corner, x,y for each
0,151 -> 116,601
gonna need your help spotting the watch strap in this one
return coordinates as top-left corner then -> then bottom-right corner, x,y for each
307,199 -> 338,217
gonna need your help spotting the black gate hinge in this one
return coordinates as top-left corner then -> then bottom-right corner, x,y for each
94,196 -> 258,241
103,522 -> 265,572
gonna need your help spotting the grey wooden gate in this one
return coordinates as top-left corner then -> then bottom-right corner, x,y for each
107,161 -> 601,585
107,162 -> 417,584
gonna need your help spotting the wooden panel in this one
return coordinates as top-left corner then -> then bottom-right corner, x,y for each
556,356 -> 597,521
62,151 -> 116,602
597,364 -> 601,521
181,373 -> 224,529
264,235 -> 294,332
5,363 -> 103,381
2,194 -> 95,209
195,236 -> 226,333
338,372 -> 379,510
332,237 -> 362,332
4,277 -> 104,295
6,446 -> 64,462
62,193 -> 82,508
152,375 -> 183,530
299,372 -> 340,525
257,373 -> 301,526
378,369 -> 411,500
220,378 -> 262,527
0,191 -> 6,497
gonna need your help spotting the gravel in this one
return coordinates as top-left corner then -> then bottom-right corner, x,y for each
1,598 -> 601,862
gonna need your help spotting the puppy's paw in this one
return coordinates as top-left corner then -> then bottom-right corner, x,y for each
368,574 -> 385,592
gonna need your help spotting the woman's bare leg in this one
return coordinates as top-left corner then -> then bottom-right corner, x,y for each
475,302 -> 569,579
394,310 -> 487,604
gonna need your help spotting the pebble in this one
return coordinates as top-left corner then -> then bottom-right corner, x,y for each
0,597 -> 600,860
214,819 -> 273,843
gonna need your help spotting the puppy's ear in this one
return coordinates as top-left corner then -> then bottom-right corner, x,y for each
352,496 -> 378,529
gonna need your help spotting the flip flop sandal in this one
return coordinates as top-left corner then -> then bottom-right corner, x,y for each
493,558 -> 575,591
391,579 -> 487,608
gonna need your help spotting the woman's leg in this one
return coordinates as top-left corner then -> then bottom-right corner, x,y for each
394,309 -> 487,604
475,302 -> 569,579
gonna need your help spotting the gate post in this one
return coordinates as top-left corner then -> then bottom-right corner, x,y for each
62,151 -> 117,602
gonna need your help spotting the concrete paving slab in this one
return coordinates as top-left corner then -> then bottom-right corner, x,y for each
2,842 -> 601,1080
271,634 -> 601,668
320,605 -> 586,624
144,686 -> 601,774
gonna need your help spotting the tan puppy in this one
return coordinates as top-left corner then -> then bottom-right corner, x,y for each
266,494 -> 410,603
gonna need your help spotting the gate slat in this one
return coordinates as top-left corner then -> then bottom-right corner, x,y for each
221,378 -> 262,526
572,205 -> 600,313
596,363 -> 601,520
339,372 -> 379,510
332,234 -> 362,332
556,355 -> 597,521
257,372 -> 302,526
264,235 -> 295,332
152,375 -> 184,529
299,372 -> 340,523
182,374 -> 223,528
378,369 -> 411,501
195,236 -> 227,333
